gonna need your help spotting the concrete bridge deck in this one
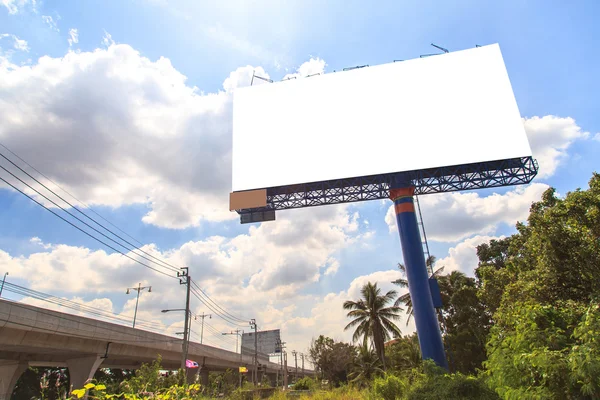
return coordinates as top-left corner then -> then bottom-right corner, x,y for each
0,299 -> 312,399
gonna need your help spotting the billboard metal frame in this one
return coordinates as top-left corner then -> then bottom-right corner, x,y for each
235,156 -> 538,223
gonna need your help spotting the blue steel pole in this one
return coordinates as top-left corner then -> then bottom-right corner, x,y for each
390,187 -> 448,369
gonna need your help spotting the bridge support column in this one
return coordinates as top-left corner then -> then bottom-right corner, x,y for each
67,355 -> 104,394
0,361 -> 27,400
199,368 -> 209,387
268,373 -> 277,387
186,367 -> 198,384
390,187 -> 448,370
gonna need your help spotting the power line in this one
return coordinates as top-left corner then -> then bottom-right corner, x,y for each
0,174 -> 177,280
189,286 -> 246,327
0,142 -> 159,251
0,158 -> 179,275
190,280 -> 248,323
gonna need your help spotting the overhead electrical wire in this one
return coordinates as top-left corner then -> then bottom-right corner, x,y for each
0,174 -> 177,280
190,280 -> 248,324
0,158 -> 179,275
189,285 -> 247,327
0,142 -> 180,271
0,142 -> 152,249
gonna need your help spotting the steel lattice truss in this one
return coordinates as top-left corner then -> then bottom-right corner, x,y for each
237,156 -> 538,223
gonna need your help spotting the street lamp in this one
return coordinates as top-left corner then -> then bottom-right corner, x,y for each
0,272 -> 8,298
126,283 -> 151,329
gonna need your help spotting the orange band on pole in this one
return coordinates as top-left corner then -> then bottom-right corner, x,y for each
389,187 -> 415,201
395,203 -> 415,214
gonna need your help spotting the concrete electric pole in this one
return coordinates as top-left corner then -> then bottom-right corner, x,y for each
300,353 -> 305,377
292,350 -> 298,382
195,312 -> 212,344
179,268 -> 191,373
126,282 -> 152,328
250,319 -> 258,386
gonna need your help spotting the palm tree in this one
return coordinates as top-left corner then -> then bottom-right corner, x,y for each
392,256 -> 445,326
348,343 -> 383,387
343,282 -> 402,368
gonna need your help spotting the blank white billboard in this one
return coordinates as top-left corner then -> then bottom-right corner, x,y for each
232,44 -> 531,192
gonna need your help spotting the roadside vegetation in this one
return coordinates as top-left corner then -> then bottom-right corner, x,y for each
12,173 -> 600,399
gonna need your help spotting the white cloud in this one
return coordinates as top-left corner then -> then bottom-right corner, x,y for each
68,28 -> 79,47
29,236 -> 52,249
436,235 -> 503,276
386,183 -> 547,242
323,258 -> 340,276
102,30 -> 115,47
2,0 -> 35,14
525,115 -> 590,178
42,15 -> 59,32
0,33 -> 29,52
0,43 -> 305,228
222,65 -> 270,93
0,202 -> 367,354
594,132 -> 600,142
283,57 -> 326,81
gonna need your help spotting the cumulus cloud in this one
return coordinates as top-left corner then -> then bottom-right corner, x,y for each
0,43 -> 299,228
68,28 -> 78,47
0,202 -> 366,353
0,33 -> 29,52
436,235 -> 503,276
594,132 -> 600,142
525,115 -> 590,178
385,183 -> 548,242
283,57 -> 326,80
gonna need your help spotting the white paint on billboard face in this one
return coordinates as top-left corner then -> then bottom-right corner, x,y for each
232,44 -> 532,192
241,329 -> 281,355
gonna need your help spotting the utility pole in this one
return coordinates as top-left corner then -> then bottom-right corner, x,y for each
249,319 -> 257,386
279,341 -> 286,389
300,353 -> 305,378
178,268 -> 191,373
195,312 -> 212,344
283,351 -> 288,389
0,272 -> 8,298
126,282 -> 152,328
222,329 -> 242,354
292,350 -> 298,382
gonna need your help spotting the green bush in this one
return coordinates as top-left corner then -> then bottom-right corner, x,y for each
294,377 -> 317,391
372,374 -> 405,400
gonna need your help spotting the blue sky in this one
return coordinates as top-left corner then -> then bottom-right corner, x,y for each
1,0 -> 599,355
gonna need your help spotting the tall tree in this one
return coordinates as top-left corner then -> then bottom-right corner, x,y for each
308,335 -> 356,386
343,282 -> 402,368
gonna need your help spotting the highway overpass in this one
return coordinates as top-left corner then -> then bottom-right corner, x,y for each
0,299 -> 312,399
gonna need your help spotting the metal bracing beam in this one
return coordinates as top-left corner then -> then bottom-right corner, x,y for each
235,156 -> 538,222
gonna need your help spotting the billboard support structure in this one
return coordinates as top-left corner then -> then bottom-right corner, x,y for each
390,186 -> 447,369
230,44 -> 540,369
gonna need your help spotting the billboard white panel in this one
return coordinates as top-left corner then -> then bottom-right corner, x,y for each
241,329 -> 281,357
232,44 -> 532,192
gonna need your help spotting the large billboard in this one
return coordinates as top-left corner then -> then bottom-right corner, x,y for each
231,43 -> 531,194
241,329 -> 281,360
